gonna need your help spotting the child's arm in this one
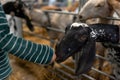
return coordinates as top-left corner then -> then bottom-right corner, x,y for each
0,4 -> 55,64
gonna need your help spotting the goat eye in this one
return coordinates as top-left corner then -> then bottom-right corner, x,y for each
78,35 -> 87,41
95,4 -> 103,8
95,1 -> 105,8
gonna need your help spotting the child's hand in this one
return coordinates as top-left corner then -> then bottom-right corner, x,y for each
50,53 -> 56,63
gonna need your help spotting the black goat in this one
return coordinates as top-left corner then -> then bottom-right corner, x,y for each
3,1 -> 34,31
55,22 -> 120,78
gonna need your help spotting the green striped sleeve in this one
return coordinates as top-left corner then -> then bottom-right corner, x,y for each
0,5 -> 54,64
0,34 -> 54,64
0,26 -> 54,64
0,50 -> 12,80
0,4 -> 10,35
0,5 -> 12,79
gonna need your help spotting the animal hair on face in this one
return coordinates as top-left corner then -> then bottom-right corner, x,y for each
70,22 -> 89,29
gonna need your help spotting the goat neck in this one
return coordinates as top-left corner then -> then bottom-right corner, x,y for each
89,24 -> 119,43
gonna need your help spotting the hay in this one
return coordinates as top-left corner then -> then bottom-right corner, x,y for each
9,56 -> 59,80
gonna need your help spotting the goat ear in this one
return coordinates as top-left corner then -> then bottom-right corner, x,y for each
14,0 -> 19,7
15,0 -> 23,6
75,37 -> 96,75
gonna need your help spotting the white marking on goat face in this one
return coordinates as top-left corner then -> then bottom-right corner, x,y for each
70,22 -> 88,29
90,29 -> 97,39
99,29 -> 105,35
68,48 -> 71,52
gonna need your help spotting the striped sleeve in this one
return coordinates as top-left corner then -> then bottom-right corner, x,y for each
0,36 -> 54,64
0,50 -> 12,80
0,5 -> 54,64
0,3 -> 12,79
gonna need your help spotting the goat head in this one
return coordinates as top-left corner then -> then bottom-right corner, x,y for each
55,22 -> 96,75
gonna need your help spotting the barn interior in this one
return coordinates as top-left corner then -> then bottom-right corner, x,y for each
1,0 -> 120,80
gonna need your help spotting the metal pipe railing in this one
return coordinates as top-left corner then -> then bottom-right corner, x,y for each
42,10 -> 120,21
55,68 -> 75,79
43,10 -> 78,15
91,67 -> 116,80
59,63 -> 96,80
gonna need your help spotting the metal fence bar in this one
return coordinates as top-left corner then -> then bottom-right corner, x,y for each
43,9 -> 120,20
91,67 -> 116,80
23,30 -> 57,43
96,54 -> 108,61
43,10 -> 120,22
101,17 -> 120,21
46,26 -> 65,33
43,10 -> 78,15
55,68 -> 75,79
32,22 -> 65,33
59,63 -> 74,72
82,74 -> 96,80
48,68 -> 68,80
59,63 -> 96,80
55,63 -> 95,80
56,73 -> 69,80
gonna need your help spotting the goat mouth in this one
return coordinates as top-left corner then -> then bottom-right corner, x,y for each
55,48 -> 83,63
56,58 -> 65,63
55,53 -> 72,63
56,58 -> 63,63
56,56 -> 68,63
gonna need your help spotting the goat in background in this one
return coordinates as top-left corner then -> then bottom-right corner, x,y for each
78,0 -> 120,78
2,0 -> 34,32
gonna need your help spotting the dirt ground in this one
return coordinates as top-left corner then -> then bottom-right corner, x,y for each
8,25 -> 113,80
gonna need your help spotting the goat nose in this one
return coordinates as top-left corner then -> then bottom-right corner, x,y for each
79,15 -> 83,19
